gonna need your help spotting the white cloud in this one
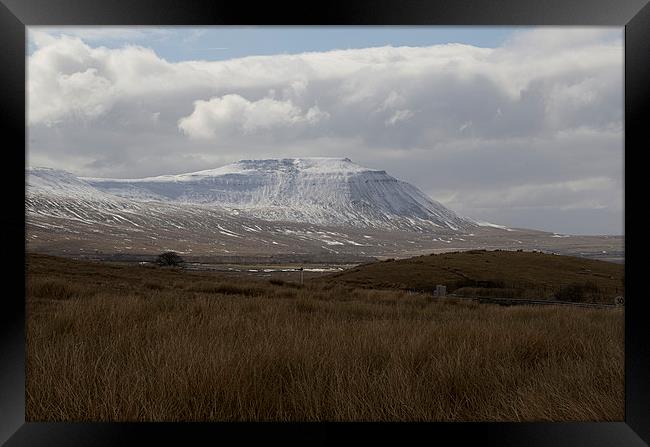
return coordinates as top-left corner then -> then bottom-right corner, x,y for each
178,94 -> 328,139
385,109 -> 414,126
450,177 -> 616,210
28,29 -> 622,139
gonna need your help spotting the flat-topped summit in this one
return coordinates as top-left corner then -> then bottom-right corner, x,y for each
234,157 -> 378,174
82,158 -> 380,184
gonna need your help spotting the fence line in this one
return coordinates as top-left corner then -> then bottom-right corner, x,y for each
445,294 -> 618,309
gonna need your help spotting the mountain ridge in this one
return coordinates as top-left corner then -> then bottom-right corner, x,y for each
25,163 -> 624,263
67,157 -> 477,232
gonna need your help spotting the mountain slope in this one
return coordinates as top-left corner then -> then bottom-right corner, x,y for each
82,158 -> 476,231
26,166 -> 468,260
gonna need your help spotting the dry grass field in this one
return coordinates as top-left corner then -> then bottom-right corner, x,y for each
26,253 -> 624,422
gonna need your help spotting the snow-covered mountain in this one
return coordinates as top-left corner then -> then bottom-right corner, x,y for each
27,167 -> 113,200
25,163 -> 623,262
81,157 -> 476,231
26,163 -> 477,259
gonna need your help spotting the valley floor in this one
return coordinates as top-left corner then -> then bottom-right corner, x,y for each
26,254 -> 624,422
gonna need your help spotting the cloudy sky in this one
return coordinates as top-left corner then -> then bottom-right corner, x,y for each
26,26 -> 624,235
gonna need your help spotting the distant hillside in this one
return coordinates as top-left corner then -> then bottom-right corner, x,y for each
322,250 -> 624,303
26,166 -> 623,261
81,157 -> 476,231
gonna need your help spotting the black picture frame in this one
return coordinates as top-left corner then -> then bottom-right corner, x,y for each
2,1 -> 649,445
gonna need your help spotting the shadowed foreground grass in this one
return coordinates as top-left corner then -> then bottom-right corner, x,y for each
26,254 -> 624,421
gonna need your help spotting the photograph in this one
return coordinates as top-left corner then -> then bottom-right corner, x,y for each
24,25 -> 625,422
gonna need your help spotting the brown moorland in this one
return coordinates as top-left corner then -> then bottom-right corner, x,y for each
26,253 -> 623,421
322,250 -> 624,302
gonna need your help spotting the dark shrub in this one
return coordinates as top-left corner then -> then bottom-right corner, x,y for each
156,251 -> 184,267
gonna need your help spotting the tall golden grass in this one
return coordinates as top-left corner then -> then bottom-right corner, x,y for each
26,254 -> 624,421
